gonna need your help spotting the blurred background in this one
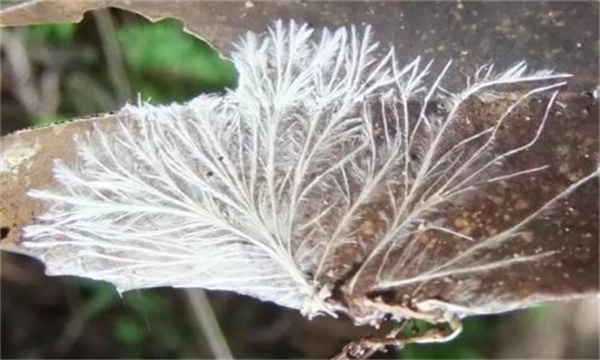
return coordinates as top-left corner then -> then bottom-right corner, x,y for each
1,7 -> 598,359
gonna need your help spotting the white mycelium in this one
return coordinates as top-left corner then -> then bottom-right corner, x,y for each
23,21 -> 594,321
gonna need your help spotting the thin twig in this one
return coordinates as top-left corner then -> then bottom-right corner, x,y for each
332,317 -> 462,360
184,289 -> 234,359
93,9 -> 131,105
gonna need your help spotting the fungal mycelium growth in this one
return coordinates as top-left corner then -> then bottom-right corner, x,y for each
19,20 -> 598,356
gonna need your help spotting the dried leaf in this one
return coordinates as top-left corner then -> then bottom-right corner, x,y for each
1,1 -> 598,357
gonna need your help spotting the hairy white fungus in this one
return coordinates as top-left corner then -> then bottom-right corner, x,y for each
22,21 -> 596,322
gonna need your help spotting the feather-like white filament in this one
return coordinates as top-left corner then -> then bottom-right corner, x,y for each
23,20 -> 594,320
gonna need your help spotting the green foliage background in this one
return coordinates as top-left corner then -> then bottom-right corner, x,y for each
25,17 -> 236,126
